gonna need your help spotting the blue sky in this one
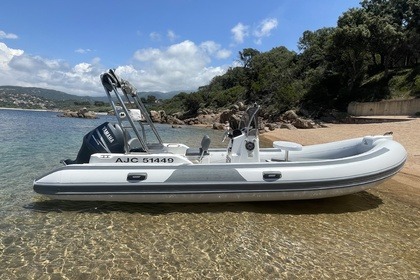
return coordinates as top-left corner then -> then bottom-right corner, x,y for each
1,0 -> 360,96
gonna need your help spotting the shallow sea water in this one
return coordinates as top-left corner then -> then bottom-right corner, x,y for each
0,109 -> 419,279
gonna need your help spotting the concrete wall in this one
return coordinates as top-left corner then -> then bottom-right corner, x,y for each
347,99 -> 420,116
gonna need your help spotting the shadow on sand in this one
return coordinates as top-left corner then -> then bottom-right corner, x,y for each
25,191 -> 383,215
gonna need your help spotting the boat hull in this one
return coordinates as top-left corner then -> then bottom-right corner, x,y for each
36,180 -> 390,203
33,137 -> 406,203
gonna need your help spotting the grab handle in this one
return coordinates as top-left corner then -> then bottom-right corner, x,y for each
263,171 -> 282,181
127,173 -> 147,182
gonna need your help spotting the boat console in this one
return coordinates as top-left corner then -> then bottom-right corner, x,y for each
225,104 -> 261,163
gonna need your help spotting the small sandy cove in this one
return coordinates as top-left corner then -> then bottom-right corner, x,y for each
261,118 -> 420,207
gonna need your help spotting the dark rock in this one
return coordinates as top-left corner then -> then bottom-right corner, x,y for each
149,110 -> 161,122
212,122 -> 226,130
167,115 -> 185,125
219,110 -> 242,129
237,102 -> 247,111
283,110 -> 299,121
60,109 -> 97,119
280,123 -> 297,130
230,104 -> 239,112
159,110 -> 167,122
292,118 -> 315,129
265,123 -> 278,131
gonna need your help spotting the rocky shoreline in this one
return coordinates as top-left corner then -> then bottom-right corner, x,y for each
57,103 -> 354,132
58,108 -> 98,119
148,103 -> 332,132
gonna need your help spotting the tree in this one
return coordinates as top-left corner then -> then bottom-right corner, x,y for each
297,27 -> 335,85
331,8 -> 371,92
237,48 -> 261,100
298,28 -> 335,64
244,47 -> 302,113
94,101 -> 106,107
238,48 -> 260,68
361,0 -> 405,75
297,28 -> 342,110
183,92 -> 203,116
146,95 -> 157,104
361,0 -> 419,69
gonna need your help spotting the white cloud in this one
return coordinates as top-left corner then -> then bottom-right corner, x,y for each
231,23 -> 249,44
0,42 -> 101,95
149,32 -> 161,41
0,42 -> 24,68
131,40 -> 228,92
231,18 -> 278,45
254,18 -> 278,44
200,41 -> 232,59
134,48 -> 162,62
167,30 -> 177,41
0,42 -> 24,85
75,48 -> 92,54
215,49 -> 232,59
0,30 -> 18,39
0,40 -> 231,96
73,62 -> 92,73
200,41 -> 219,54
149,30 -> 178,42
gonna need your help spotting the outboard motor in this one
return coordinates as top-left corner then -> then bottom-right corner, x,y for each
64,122 -> 125,164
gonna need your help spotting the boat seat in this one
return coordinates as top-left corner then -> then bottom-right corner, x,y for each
186,135 -> 211,159
272,141 -> 302,161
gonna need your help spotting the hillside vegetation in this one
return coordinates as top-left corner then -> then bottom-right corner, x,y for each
158,0 -> 419,120
0,86 -> 110,111
0,86 -> 176,112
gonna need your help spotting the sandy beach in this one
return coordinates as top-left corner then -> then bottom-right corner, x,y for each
261,118 -> 420,207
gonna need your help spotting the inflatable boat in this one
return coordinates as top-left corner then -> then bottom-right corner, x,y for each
33,70 -> 407,203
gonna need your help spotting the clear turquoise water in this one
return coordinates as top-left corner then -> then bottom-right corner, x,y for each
0,109 -> 419,279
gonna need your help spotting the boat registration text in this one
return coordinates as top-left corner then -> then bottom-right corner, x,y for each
115,157 -> 174,163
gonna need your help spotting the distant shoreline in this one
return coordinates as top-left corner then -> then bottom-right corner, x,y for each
0,107 -> 53,112
0,107 -> 109,115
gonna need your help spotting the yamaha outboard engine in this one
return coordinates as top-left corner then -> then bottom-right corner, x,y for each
64,122 -> 125,165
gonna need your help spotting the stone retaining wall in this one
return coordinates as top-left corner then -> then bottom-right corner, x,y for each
348,99 -> 420,116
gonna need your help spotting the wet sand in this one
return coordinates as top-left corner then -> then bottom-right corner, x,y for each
261,118 -> 420,208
